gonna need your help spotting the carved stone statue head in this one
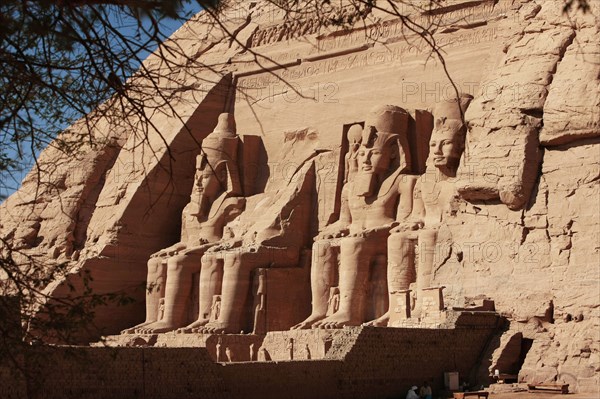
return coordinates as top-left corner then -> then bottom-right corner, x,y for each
429,119 -> 465,170
429,94 -> 473,175
345,124 -> 363,183
354,105 -> 410,197
188,113 -> 241,218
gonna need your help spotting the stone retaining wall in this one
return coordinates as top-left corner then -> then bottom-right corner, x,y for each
1,321 -> 502,399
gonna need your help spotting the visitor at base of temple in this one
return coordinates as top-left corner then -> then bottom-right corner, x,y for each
420,381 -> 432,399
406,385 -> 420,399
460,381 -> 470,392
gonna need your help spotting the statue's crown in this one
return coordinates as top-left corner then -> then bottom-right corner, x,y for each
363,105 -> 409,147
202,113 -> 239,161
347,124 -> 363,144
211,113 -> 237,137
434,93 -> 473,121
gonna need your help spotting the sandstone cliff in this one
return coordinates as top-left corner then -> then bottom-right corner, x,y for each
0,0 -> 598,393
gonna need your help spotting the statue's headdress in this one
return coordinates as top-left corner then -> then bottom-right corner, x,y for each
200,112 -> 242,195
427,94 -> 474,175
202,113 -> 239,163
347,124 -> 363,144
363,105 -> 411,172
363,105 -> 408,146
434,94 -> 473,127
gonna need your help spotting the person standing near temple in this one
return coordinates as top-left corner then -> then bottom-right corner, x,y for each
420,381 -> 432,399
406,385 -> 419,399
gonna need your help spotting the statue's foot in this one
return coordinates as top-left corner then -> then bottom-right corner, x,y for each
291,314 -> 325,330
363,312 -> 389,327
177,318 -> 209,333
313,312 -> 360,329
135,322 -> 159,334
139,321 -> 178,334
187,318 -> 210,329
200,322 -> 235,334
121,320 -> 154,334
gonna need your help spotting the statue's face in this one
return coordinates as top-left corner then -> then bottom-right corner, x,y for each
345,125 -> 363,182
349,140 -> 361,157
189,152 -> 225,217
347,125 -> 362,156
352,124 -> 400,197
357,126 -> 394,177
197,154 -> 222,196
429,123 -> 463,168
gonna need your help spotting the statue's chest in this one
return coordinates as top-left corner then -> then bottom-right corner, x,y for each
348,190 -> 398,216
421,180 -> 443,205
421,180 -> 454,217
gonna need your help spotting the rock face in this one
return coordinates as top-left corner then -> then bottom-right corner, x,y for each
1,0 -> 598,394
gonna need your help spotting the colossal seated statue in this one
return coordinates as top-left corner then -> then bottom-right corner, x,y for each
293,105 -> 415,330
195,158 -> 316,334
371,94 -> 473,327
122,113 -> 246,334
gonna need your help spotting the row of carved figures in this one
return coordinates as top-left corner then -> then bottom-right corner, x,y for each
122,93 -> 473,335
215,338 -> 310,362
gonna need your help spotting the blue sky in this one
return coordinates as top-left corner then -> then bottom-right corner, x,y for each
0,2 -> 202,202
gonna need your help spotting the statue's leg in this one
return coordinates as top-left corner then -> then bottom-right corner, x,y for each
202,250 -> 249,334
203,246 -> 299,334
142,249 -> 205,333
314,236 -> 370,329
365,231 -> 416,327
415,229 -> 437,314
252,293 -> 265,335
123,256 -> 166,334
182,253 -> 223,332
291,239 -> 339,329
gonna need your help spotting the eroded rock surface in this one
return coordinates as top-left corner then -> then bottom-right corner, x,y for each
1,0 -> 598,393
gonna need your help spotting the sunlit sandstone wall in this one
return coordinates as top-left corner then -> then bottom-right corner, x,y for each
232,0 -> 599,390
3,323 -> 498,399
0,4 -> 255,339
0,0 -> 598,391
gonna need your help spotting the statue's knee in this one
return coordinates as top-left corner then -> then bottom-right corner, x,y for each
419,229 -> 437,243
313,240 -> 332,257
201,253 -> 217,267
223,251 -> 243,270
147,258 -> 165,275
388,232 -> 399,244
389,230 -> 411,240
389,232 -> 415,252
341,236 -> 363,252
166,255 -> 186,272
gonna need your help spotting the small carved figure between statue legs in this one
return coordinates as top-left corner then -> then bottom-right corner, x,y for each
287,338 -> 294,360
